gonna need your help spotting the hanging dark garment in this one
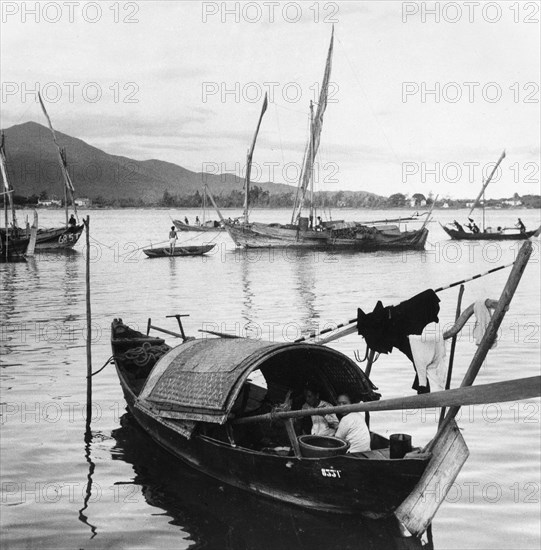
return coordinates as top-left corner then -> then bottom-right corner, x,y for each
357,289 -> 440,393
357,289 -> 440,350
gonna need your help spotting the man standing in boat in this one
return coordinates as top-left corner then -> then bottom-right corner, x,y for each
168,226 -> 177,254
302,382 -> 338,437
516,218 -> 526,233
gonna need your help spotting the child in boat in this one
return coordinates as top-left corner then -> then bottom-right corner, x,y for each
302,382 -> 338,437
335,393 -> 371,453
169,226 -> 177,253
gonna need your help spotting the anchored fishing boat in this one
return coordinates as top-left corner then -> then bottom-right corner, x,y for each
34,93 -> 85,251
0,132 -> 37,262
441,151 -> 540,241
225,29 -> 430,251
110,241 -> 538,536
142,244 -> 216,258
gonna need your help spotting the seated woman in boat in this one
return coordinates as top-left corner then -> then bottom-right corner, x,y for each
335,393 -> 371,453
68,214 -> 77,229
302,382 -> 338,437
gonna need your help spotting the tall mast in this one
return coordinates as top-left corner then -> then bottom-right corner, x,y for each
243,93 -> 268,225
61,148 -> 69,226
243,147 -> 250,223
0,131 -> 17,229
38,92 -> 78,226
291,26 -> 334,225
308,101 -> 315,225
468,150 -> 506,219
202,185 -> 206,225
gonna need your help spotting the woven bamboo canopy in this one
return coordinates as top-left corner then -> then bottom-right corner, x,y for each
137,338 -> 376,425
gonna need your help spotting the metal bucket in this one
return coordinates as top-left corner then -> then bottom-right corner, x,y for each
298,435 -> 349,458
389,433 -> 412,459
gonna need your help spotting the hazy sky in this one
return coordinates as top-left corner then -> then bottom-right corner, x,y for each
1,1 -> 540,198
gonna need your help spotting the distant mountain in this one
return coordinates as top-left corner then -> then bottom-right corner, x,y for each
2,121 -> 297,202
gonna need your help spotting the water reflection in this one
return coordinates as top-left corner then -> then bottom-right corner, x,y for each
78,429 -> 98,538
291,250 -> 320,335
111,414 -> 434,550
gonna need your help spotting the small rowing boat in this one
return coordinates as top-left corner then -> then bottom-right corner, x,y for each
142,244 -> 215,258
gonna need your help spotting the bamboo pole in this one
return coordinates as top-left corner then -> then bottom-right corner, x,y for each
85,216 -> 92,432
439,284 -> 464,427
231,376 -> 540,426
427,240 -> 532,451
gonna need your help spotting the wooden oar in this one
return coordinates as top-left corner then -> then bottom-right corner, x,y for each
231,376 -> 540,426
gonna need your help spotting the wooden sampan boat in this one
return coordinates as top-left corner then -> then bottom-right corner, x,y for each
111,319 -> 433,518
142,244 -> 216,258
440,223 -> 539,241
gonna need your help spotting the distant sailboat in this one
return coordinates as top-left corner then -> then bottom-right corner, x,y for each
172,185 -> 225,232
35,93 -> 85,250
441,151 -> 540,241
225,29 -> 430,251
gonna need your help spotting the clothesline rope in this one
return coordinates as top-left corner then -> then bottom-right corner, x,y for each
295,259 -> 516,343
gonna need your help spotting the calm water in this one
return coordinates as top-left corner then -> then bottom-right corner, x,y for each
1,207 -> 540,550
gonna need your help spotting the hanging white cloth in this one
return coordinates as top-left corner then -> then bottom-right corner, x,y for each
473,300 -> 497,349
409,324 -> 447,390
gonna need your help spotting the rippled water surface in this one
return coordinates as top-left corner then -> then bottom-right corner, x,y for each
1,208 -> 540,549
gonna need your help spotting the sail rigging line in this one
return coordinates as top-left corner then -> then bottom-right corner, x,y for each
290,113 -> 312,223
243,93 -> 268,224
294,260 -> 516,343
292,27 -> 334,225
38,92 -> 78,225
335,35 -> 399,164
468,150 -> 506,219
273,102 -> 286,169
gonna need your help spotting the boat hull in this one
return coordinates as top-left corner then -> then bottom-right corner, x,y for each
35,224 -> 85,250
441,224 -> 537,241
118,371 -> 428,517
227,222 -> 428,251
173,219 -> 225,232
0,230 -> 29,262
143,244 -> 216,258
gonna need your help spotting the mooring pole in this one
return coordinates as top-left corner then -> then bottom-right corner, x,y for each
439,284 -> 465,427
85,215 -> 92,434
